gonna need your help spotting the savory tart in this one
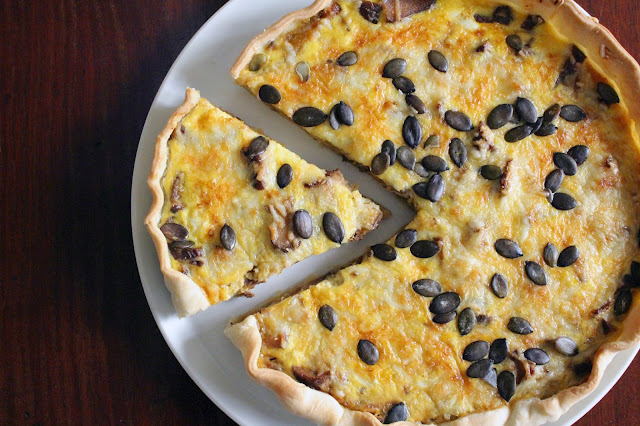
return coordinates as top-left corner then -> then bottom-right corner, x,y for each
226,0 -> 640,424
145,88 -> 382,317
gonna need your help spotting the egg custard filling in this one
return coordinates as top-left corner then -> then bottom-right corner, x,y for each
146,89 -> 382,317
226,0 -> 640,424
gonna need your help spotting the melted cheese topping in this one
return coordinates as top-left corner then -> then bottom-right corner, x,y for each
159,98 -> 381,305
235,0 -> 640,422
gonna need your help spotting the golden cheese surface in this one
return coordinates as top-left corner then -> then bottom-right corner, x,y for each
159,98 -> 381,305
235,0 -> 640,422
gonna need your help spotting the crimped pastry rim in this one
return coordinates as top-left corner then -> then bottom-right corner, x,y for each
226,0 -> 640,424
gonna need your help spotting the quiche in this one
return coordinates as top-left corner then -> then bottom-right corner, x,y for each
226,0 -> 640,424
145,88 -> 382,317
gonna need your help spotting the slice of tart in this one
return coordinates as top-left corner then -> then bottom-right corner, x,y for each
227,0 -> 640,424
145,88 -> 382,317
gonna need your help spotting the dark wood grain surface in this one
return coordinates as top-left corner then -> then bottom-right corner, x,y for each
1,0 -> 638,424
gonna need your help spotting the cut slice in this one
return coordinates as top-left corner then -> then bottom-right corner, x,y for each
145,88 -> 382,317
227,0 -> 640,424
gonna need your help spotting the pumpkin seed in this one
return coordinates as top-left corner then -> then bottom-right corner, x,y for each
535,122 -> 557,137
410,240 -> 440,258
397,146 -> 416,170
449,138 -> 467,167
445,110 -> 473,131
295,61 -> 310,82
258,84 -> 281,104
497,371 -> 516,401
506,34 -> 522,52
544,169 -> 564,193
484,368 -> 498,388
614,288 -> 632,316
160,222 -> 188,242
524,348 -> 550,365
414,163 -> 431,178
381,140 -> 397,165
384,403 -> 408,424
383,58 -> 407,78
406,94 -> 426,114
244,136 -> 269,161
463,340 -> 490,362
494,239 -> 523,259
597,82 -> 620,105
458,307 -> 477,336
328,104 -> 340,130
543,242 -> 559,267
433,311 -> 457,324
422,155 -> 449,172
515,97 -> 538,123
551,192 -> 577,210
357,339 -> 379,365
560,105 -> 586,122
489,338 -> 508,363
220,224 -> 236,250
490,273 -> 508,298
403,116 -> 422,148
508,317 -> 533,334
395,229 -> 418,248
277,163 -> 293,188
318,304 -> 337,331
413,174 -> 444,202
553,152 -> 578,176
487,104 -> 513,129
336,101 -> 354,126
372,244 -> 397,261
467,359 -> 494,378
425,134 -> 440,148
525,261 -> 547,286
428,50 -> 448,72
504,123 -> 533,142
337,51 -> 358,66
567,145 -> 590,166
392,76 -> 416,94
412,279 -> 442,297
249,53 -> 267,71
557,245 -> 579,267
371,152 -> 391,175
555,337 -> 579,356
543,104 -> 561,123
492,5 -> 513,25
522,14 -> 544,31
323,212 -> 345,243
430,292 -> 461,314
293,210 -> 313,239
293,107 -> 327,127
480,165 -> 503,180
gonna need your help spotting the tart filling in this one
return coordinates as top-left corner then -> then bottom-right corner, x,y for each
146,89 -> 382,316
227,0 -> 640,423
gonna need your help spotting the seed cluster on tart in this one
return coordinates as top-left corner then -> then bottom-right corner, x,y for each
224,0 -> 640,424
145,88 -> 382,317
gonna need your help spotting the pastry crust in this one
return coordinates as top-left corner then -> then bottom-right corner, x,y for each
145,88 -> 211,317
227,0 -> 640,424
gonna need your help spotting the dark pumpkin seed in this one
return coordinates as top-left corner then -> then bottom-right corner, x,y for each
557,245 -> 579,267
494,239 -> 523,259
530,117 -> 544,134
543,242 -> 559,267
598,82 -> 620,105
551,192 -> 577,210
293,107 -> 327,127
397,146 -> 416,170
160,222 -> 188,242
295,61 -> 310,82
504,123 -> 534,142
544,169 -> 564,193
220,224 -> 236,250
572,45 -> 587,63
525,261 -> 547,286
543,103 -> 561,123
258,84 -> 281,104
497,371 -> 516,401
277,163 -> 293,188
433,311 -> 457,324
449,138 -> 467,168
515,97 -> 538,124
491,273 -> 509,298
560,105 -> 586,122
383,58 -> 407,78
323,212 -> 345,243
371,152 -> 391,175
337,51 -> 358,66
467,359 -> 494,379
384,403 -> 408,424
458,307 -> 476,336
428,50 -> 448,72
524,348 -> 550,365
422,155 -> 449,172
567,145 -> 590,166
522,14 -> 544,31
535,122 -> 557,137
412,279 -> 442,297
318,304 -> 337,331
414,163 -> 431,178
425,134 -> 440,148
393,76 -> 416,94
413,174 -> 444,202
508,317 -> 533,335
403,116 -> 422,148
170,245 -> 204,261
489,338 -> 508,364
553,152 -> 578,176
445,110 -> 473,131
249,53 -> 267,71
555,337 -> 579,356
406,94 -> 426,114
359,1 -> 382,23
506,34 -> 523,52
357,339 -> 379,365
372,244 -> 397,261
293,210 -> 313,239
484,368 -> 498,388
336,101 -> 354,126
492,5 -> 513,25
328,104 -> 340,130
395,229 -> 417,248
381,140 -> 397,165
487,104 -> 514,129
245,136 -> 269,161
463,340 -> 490,362
480,165 -> 503,180
430,292 -> 461,314
410,240 -> 440,258
614,288 -> 632,316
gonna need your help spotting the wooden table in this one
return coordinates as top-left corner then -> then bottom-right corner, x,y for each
1,0 -> 638,424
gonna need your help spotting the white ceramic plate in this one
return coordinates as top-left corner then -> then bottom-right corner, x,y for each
131,1 -> 639,424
